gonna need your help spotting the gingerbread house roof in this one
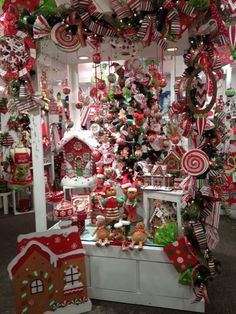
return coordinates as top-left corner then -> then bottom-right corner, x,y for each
57,129 -> 99,152
163,150 -> 181,163
8,227 -> 85,279
151,165 -> 164,176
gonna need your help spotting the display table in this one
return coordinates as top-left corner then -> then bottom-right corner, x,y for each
50,222 -> 204,313
142,187 -> 186,234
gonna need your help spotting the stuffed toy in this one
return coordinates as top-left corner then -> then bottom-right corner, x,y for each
129,222 -> 151,251
101,185 -> 124,223
92,216 -> 111,247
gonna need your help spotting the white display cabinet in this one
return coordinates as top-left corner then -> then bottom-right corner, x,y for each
84,240 -> 204,312
50,220 -> 204,313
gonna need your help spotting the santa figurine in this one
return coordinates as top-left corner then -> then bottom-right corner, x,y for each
125,182 -> 138,223
101,185 -> 124,224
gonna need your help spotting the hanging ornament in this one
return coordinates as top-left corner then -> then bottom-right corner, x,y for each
75,102 -> 83,109
225,87 -> 235,98
228,24 -> 236,51
97,79 -> 106,90
107,73 -> 116,83
0,30 -> 36,80
92,52 -> 101,64
195,114 -> 207,137
62,79 -> 71,95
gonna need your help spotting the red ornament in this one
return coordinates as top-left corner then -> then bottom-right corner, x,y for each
92,150 -> 102,162
92,52 -> 101,64
62,79 -> 71,95
159,76 -> 167,88
106,113 -> 113,120
97,79 -> 106,90
75,102 -> 83,109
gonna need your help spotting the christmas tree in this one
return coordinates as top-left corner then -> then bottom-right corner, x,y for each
94,58 -> 170,186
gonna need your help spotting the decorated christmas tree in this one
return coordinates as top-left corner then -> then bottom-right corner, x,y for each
93,58 -> 171,186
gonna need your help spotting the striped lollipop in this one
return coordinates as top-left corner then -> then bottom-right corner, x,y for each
51,23 -> 81,52
182,149 -> 209,176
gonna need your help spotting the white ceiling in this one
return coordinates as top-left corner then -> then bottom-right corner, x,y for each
38,31 -> 189,66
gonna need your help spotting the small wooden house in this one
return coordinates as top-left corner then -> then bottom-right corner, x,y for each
8,226 -> 91,314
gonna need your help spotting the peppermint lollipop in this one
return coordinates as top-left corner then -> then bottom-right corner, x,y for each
51,23 -> 81,52
182,149 -> 209,176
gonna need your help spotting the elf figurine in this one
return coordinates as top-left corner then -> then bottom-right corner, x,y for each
125,183 -> 138,223
101,185 -> 124,224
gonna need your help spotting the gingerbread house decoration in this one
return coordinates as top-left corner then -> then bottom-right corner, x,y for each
57,129 -> 99,189
143,164 -> 172,187
8,226 -> 91,314
163,150 -> 182,174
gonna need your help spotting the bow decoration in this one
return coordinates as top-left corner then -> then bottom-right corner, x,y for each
33,15 -> 51,39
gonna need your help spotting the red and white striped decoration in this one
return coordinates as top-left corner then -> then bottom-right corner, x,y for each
228,24 -> 236,50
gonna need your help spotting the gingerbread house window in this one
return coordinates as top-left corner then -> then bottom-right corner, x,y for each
31,279 -> 44,294
64,266 -> 83,291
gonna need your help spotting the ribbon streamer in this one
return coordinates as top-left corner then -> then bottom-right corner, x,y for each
191,221 -> 207,250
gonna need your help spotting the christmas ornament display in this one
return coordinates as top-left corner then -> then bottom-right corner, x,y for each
182,149 -> 209,176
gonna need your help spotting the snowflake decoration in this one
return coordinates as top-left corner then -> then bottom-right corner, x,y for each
54,236 -> 61,244
73,141 -> 82,151
71,243 -> 78,249
0,30 -> 36,80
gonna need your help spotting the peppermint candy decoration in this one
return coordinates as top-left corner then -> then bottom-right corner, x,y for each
0,30 -> 36,80
51,23 -> 81,52
182,149 -> 209,176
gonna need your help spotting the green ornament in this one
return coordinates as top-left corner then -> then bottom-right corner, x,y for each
225,87 -> 235,97
189,0 -> 210,10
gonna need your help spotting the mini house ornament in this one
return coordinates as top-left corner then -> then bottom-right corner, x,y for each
163,150 -> 182,174
8,227 -> 91,314
57,127 -> 99,189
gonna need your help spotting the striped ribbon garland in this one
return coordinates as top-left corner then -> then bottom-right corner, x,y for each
136,16 -> 150,39
141,0 -> 153,11
72,0 -> 90,11
110,0 -> 131,19
156,37 -> 168,50
176,1 -> 196,17
192,221 -> 208,250
128,0 -> 141,11
192,283 -> 208,303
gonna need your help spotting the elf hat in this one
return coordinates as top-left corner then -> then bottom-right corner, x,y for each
103,185 -> 112,193
121,175 -> 131,189
97,167 -> 104,178
128,182 -> 137,192
96,215 -> 105,222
